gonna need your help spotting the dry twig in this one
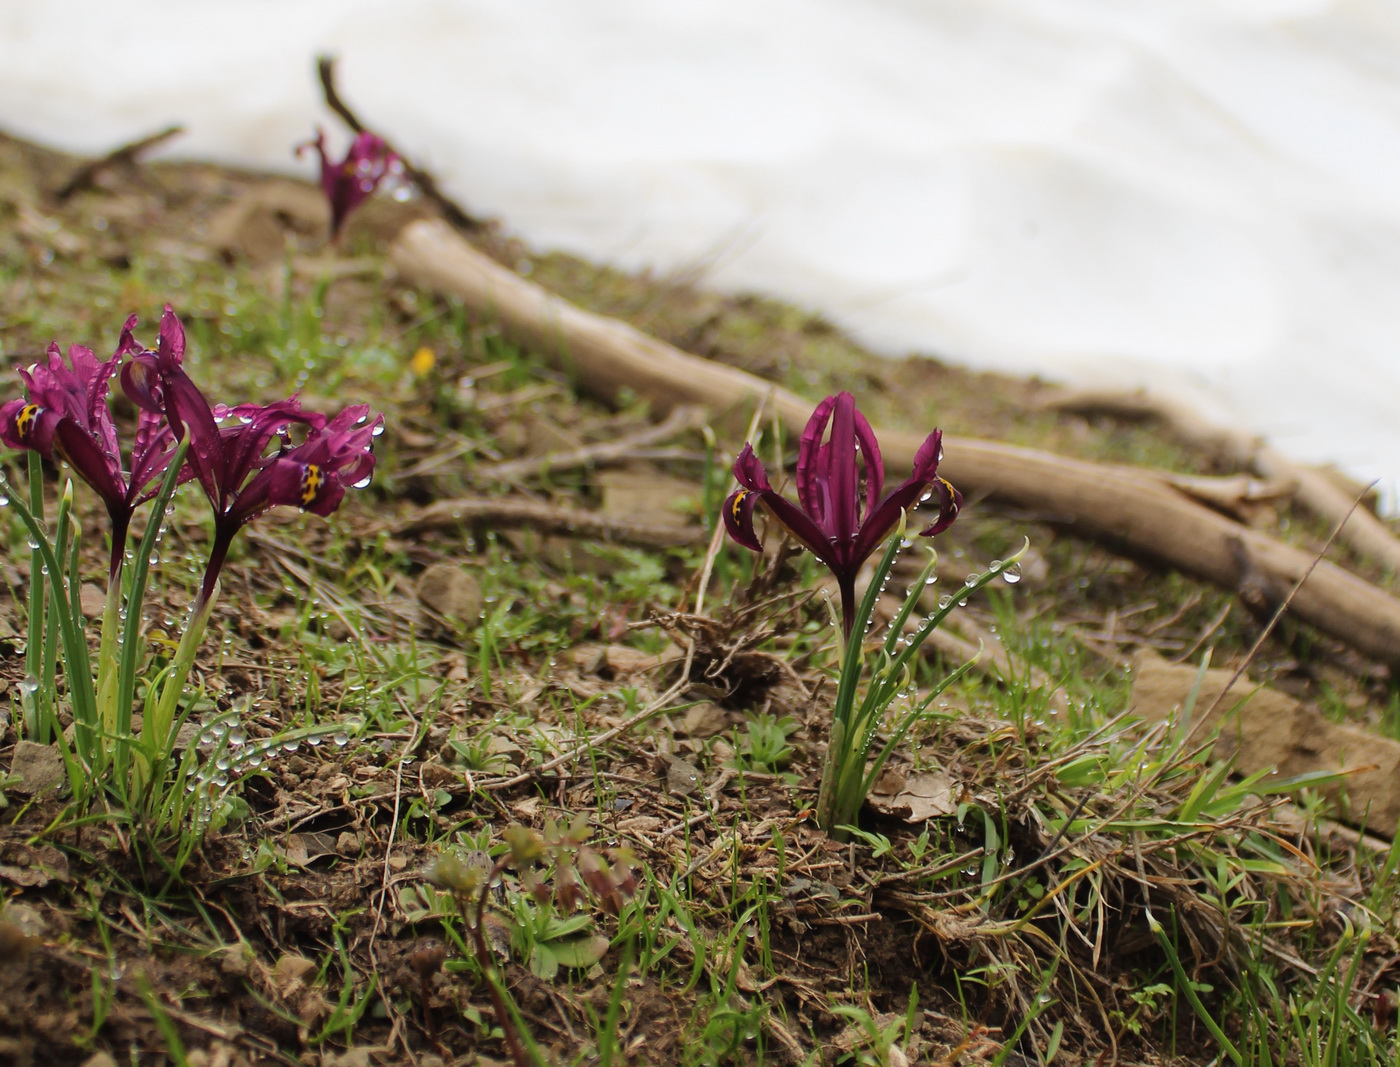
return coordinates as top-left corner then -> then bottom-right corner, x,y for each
55,124 -> 184,201
392,496 -> 701,547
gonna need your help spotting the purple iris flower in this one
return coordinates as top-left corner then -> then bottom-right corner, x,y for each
0,317 -> 188,578
723,392 -> 961,636
299,128 -> 402,239
121,306 -> 382,602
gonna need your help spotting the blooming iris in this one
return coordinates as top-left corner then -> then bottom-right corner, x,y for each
299,128 -> 402,239
121,306 -> 383,602
0,319 -> 187,578
723,392 -> 961,636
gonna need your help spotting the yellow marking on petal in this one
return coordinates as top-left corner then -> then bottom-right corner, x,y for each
409,346 -> 436,377
14,404 -> 41,440
300,464 -> 325,506
728,489 -> 751,523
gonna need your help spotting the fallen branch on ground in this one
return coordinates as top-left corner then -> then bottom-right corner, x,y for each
474,405 -> 705,484
390,218 -> 1400,667
1045,386 -> 1400,573
393,496 -> 701,548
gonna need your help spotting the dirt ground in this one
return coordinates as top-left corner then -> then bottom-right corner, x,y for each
0,128 -> 1396,1067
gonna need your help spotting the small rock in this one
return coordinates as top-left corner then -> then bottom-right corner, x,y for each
218,943 -> 253,978
8,740 -> 66,795
79,582 -> 107,619
681,701 -> 729,738
273,953 -> 317,997
416,563 -> 483,624
335,831 -> 360,857
81,1054 -> 118,1067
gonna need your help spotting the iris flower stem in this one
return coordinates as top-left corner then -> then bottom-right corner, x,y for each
142,585 -> 218,780
95,576 -> 123,742
22,451 -> 49,743
815,538 -> 1030,838
116,441 -> 187,799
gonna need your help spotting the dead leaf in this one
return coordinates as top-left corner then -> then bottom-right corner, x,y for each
867,771 -> 957,821
680,702 -> 729,738
0,842 -> 69,887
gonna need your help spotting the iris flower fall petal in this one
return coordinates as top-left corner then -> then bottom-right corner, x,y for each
722,392 -> 961,635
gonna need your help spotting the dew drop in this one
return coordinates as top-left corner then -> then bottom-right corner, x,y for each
1002,563 -> 1023,584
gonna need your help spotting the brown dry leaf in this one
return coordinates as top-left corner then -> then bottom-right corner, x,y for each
278,832 -> 339,868
867,771 -> 957,822
0,842 -> 69,887
666,757 -> 704,796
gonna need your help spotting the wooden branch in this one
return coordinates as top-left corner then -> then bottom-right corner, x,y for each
393,496 -> 701,548
1046,386 -> 1400,574
390,219 -> 1400,667
55,124 -> 184,201
475,405 -> 705,484
316,55 -> 483,233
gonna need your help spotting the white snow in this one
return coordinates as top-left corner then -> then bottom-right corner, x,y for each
3,0 -> 1399,502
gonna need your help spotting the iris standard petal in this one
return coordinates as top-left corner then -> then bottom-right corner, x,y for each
822,392 -> 861,543
853,405 -> 884,517
794,394 -> 835,524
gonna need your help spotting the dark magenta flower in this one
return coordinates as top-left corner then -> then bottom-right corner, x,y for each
299,128 -> 402,239
1,317 -> 188,577
723,392 -> 961,636
121,307 -> 382,601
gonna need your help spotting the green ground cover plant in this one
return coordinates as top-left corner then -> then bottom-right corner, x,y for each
0,128 -> 1397,1066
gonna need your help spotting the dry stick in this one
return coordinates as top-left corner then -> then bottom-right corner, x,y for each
316,55 -> 482,234
390,219 -> 1400,667
368,692 -> 420,955
55,124 -> 184,201
393,496 -> 702,548
480,644 -> 698,792
476,404 -> 706,483
1047,387 -> 1400,575
1198,486 -> 1373,731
